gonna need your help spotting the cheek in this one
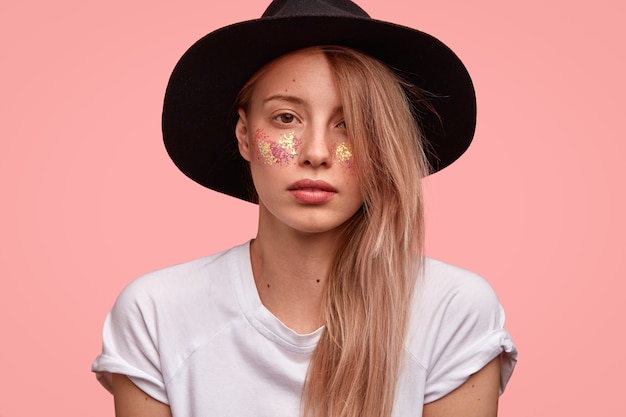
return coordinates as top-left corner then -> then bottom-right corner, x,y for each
253,128 -> 302,166
333,141 -> 355,171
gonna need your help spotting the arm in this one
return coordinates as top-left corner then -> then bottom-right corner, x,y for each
423,357 -> 501,417
112,374 -> 173,417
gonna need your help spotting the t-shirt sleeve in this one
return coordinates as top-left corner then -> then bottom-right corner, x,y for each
421,264 -> 517,404
91,278 -> 169,404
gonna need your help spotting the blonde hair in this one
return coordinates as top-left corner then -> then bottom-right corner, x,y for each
237,46 -> 430,417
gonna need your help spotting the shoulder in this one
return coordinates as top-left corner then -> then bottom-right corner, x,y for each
405,257 -> 516,402
108,242 -> 251,344
114,243 -> 248,312
417,258 -> 503,322
410,257 -> 506,342
94,242 -> 253,398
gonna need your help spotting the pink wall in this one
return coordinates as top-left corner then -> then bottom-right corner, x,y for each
1,0 -> 623,415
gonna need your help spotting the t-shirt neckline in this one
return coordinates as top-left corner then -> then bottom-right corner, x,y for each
233,240 -> 323,353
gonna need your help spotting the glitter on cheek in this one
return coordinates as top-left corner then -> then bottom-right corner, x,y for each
254,129 -> 301,166
335,142 -> 353,163
278,132 -> 298,156
258,141 -> 277,165
254,128 -> 278,165
273,132 -> 302,164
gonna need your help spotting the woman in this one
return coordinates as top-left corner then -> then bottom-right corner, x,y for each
92,1 -> 517,416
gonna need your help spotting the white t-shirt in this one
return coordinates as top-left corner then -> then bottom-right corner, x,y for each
92,241 -> 517,416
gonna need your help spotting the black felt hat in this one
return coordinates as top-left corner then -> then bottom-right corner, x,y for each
162,0 -> 476,202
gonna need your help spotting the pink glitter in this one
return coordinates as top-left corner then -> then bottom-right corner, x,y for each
254,129 -> 301,166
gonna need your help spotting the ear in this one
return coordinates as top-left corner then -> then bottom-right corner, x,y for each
235,108 -> 252,162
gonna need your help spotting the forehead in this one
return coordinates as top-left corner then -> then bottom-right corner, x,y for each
250,49 -> 336,99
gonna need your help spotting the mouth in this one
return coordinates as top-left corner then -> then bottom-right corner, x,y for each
288,179 -> 337,192
288,179 -> 337,204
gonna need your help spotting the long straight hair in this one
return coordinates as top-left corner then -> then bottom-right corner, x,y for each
301,46 -> 430,417
237,46 -> 431,417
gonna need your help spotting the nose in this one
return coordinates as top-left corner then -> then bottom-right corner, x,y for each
298,127 -> 332,168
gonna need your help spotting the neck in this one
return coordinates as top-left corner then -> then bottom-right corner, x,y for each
250,209 -> 344,334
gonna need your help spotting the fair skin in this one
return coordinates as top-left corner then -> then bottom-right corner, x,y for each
236,50 -> 363,334
112,49 -> 501,416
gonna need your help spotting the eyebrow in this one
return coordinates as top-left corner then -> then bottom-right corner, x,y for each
263,94 -> 305,105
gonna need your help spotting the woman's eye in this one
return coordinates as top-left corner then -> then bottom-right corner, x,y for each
337,121 -> 347,129
275,113 -> 296,124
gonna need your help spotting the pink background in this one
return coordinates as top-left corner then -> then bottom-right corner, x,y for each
1,0 -> 623,415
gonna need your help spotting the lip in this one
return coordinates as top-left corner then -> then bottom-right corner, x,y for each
288,179 -> 337,204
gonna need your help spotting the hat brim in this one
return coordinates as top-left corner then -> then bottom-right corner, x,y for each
162,15 -> 476,202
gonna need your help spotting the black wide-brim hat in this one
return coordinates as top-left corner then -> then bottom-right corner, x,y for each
163,0 -> 476,203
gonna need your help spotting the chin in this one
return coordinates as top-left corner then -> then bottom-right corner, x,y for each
288,218 -> 352,236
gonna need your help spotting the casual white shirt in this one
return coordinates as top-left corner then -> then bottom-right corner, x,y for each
92,241 -> 517,416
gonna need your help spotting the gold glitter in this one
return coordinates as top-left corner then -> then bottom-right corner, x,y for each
254,129 -> 301,166
258,141 -> 277,165
335,142 -> 353,162
278,132 -> 297,156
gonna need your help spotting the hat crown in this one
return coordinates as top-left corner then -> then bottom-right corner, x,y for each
262,0 -> 370,18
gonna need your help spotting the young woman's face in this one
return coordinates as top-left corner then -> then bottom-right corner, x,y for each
236,49 -> 363,235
